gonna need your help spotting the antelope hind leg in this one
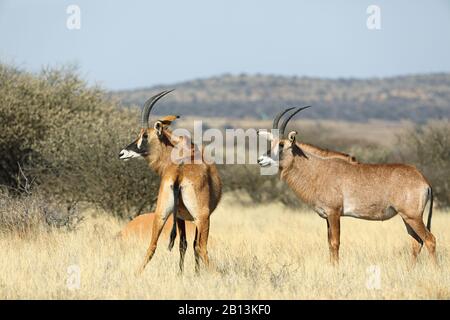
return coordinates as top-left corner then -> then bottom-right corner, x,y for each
326,213 -> 341,266
402,216 -> 437,265
402,218 -> 423,266
194,215 -> 211,273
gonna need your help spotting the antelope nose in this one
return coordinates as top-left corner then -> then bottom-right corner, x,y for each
118,150 -> 124,159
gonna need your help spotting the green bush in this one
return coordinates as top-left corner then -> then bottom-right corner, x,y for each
396,121 -> 450,207
219,164 -> 302,207
0,64 -> 159,218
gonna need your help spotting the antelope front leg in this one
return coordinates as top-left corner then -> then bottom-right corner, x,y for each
327,213 -> 341,265
179,182 -> 212,274
137,182 -> 174,275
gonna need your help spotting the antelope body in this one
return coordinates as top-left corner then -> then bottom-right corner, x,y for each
258,107 -> 436,265
119,90 -> 222,273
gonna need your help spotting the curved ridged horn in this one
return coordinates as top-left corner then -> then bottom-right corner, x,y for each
272,107 -> 296,129
140,89 -> 175,128
279,106 -> 311,136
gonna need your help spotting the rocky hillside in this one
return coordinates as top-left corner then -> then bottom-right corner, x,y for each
112,73 -> 450,122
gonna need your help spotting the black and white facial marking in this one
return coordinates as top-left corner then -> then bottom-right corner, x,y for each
256,130 -> 279,168
257,142 -> 280,168
256,130 -> 306,168
118,131 -> 149,161
257,155 -> 277,168
258,106 -> 311,169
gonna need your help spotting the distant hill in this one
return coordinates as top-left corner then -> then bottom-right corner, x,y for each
111,73 -> 450,122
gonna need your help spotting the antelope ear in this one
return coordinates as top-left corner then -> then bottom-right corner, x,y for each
154,115 -> 180,135
154,120 -> 164,136
158,115 -> 180,126
288,131 -> 297,143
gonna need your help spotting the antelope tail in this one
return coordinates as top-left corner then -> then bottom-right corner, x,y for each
426,187 -> 433,231
168,183 -> 180,251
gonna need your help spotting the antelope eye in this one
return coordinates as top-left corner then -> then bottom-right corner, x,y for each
143,133 -> 148,139
279,142 -> 284,148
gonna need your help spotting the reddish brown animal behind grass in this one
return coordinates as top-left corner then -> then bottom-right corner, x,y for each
120,213 -> 196,242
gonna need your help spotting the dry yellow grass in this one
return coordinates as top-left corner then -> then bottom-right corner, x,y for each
0,199 -> 449,299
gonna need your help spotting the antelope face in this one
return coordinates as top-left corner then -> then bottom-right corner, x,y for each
257,131 -> 297,169
257,106 -> 311,170
118,128 -> 153,161
118,89 -> 176,161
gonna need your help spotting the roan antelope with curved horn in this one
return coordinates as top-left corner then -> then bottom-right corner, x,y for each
257,107 -> 436,265
119,90 -> 222,274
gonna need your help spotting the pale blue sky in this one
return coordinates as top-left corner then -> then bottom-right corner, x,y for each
1,0 -> 449,89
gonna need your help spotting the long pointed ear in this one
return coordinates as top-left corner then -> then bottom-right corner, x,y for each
288,131 -> 307,158
154,120 -> 164,136
153,115 -> 180,136
158,115 -> 180,126
288,130 -> 297,143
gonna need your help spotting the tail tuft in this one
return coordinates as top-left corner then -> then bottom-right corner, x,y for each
168,183 -> 180,251
168,224 -> 177,251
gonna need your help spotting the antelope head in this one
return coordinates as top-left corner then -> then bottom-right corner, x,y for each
257,106 -> 311,169
118,90 -> 181,163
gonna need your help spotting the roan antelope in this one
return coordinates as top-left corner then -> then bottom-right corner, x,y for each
257,107 -> 436,265
119,90 -> 222,273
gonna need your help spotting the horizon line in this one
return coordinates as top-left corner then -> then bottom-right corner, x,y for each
111,71 -> 450,92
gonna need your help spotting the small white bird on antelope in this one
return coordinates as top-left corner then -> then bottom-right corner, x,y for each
257,107 -> 436,265
119,90 -> 222,274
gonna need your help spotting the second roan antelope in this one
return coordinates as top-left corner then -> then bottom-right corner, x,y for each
120,213 -> 196,241
257,107 -> 436,265
119,90 -> 222,274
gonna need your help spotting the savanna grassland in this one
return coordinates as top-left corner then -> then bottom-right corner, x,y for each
1,198 -> 449,300
2,64 -> 450,300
